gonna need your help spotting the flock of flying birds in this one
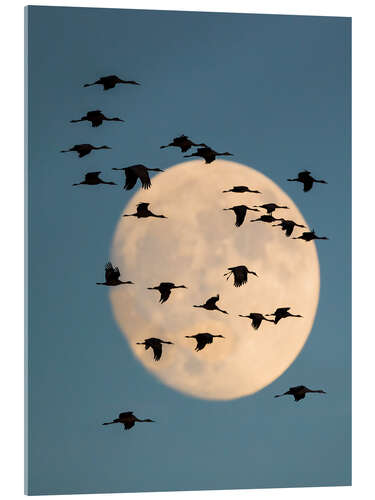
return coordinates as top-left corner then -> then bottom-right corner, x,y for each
62,74 -> 328,431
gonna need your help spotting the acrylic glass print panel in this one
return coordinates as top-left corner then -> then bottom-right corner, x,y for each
25,5 -> 351,496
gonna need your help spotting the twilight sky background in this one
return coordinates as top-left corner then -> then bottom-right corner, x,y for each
26,6 -> 351,495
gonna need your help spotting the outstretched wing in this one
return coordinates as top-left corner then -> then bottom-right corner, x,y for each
124,167 -> 139,190
303,178 -> 313,192
234,206 -> 246,227
251,315 -> 262,330
205,295 -> 219,308
276,307 -> 290,314
85,171 -> 101,182
119,411 -> 133,419
284,222 -> 294,237
136,166 -> 152,189
232,267 -> 248,287
151,342 -> 162,361
105,262 -> 120,282
195,336 -> 208,351
123,420 -> 135,430
159,288 -> 172,304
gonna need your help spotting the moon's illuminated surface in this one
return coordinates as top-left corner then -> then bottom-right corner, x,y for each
110,160 -> 320,400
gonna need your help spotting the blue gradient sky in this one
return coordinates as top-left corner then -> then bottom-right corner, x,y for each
26,6 -> 351,495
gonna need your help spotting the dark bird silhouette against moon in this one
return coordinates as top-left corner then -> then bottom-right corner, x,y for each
136,338 -> 174,361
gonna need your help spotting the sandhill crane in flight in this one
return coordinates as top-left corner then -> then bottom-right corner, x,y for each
288,170 -> 327,192
147,282 -> 187,303
250,214 -> 280,224
96,262 -> 133,286
292,230 -> 329,242
272,218 -> 305,237
184,146 -> 233,164
224,265 -> 258,287
83,75 -> 140,90
266,307 -> 303,324
112,164 -> 164,190
70,110 -> 124,128
238,312 -> 274,330
103,411 -> 154,430
185,333 -> 225,352
72,172 -> 116,187
222,185 -> 261,194
136,338 -> 173,361
123,203 -> 167,219
274,385 -> 326,402
253,203 -> 289,215
160,135 -> 207,153
60,144 -> 111,158
223,205 -> 259,227
193,295 -> 228,314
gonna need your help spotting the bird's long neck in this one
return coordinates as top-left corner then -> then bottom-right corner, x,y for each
217,307 -> 228,314
174,285 -> 185,288
193,305 -> 203,308
309,389 -> 325,393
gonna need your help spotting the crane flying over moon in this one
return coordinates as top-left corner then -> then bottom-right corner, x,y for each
110,160 -> 320,400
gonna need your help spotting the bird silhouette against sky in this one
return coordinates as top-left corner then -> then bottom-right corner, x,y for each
136,338 -> 173,361
102,411 -> 154,430
292,230 -> 329,242
222,185 -> 261,194
249,214 -> 280,224
272,218 -> 305,237
193,294 -> 228,314
224,265 -> 258,287
185,333 -> 225,352
160,135 -> 207,153
60,143 -> 111,158
123,202 -> 167,219
274,385 -> 326,402
253,202 -> 289,215
239,312 -> 274,330
72,172 -> 116,187
83,74 -> 140,90
147,282 -> 187,303
288,170 -> 327,192
70,110 -> 124,127
96,262 -> 133,286
184,146 -> 233,164
112,164 -> 163,190
223,205 -> 259,227
266,307 -> 303,324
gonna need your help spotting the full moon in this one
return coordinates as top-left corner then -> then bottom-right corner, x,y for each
110,160 -> 320,400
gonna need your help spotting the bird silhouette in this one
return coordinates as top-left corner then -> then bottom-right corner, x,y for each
223,205 -> 259,227
184,146 -> 233,164
60,144 -> 111,158
274,385 -> 326,402
224,265 -> 258,287
136,338 -> 173,361
70,110 -> 124,127
147,282 -> 187,303
103,411 -> 154,430
72,172 -> 116,187
112,164 -> 164,190
272,218 -> 305,237
238,312 -> 274,330
96,262 -> 133,286
253,203 -> 289,215
249,214 -> 280,224
265,307 -> 303,324
185,333 -> 225,352
292,230 -> 329,242
123,202 -> 167,219
222,185 -> 261,194
160,135 -> 207,153
193,294 -> 228,314
83,75 -> 140,90
288,170 -> 327,192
